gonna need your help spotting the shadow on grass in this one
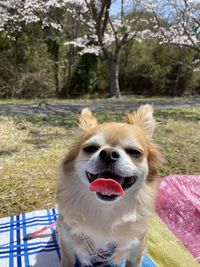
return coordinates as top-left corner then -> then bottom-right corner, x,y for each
0,149 -> 19,156
14,114 -> 78,128
155,109 -> 200,122
1,108 -> 199,130
24,132 -> 68,148
23,138 -> 50,148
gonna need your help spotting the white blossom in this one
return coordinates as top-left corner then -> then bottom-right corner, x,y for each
1,0 -> 199,57
79,45 -> 101,56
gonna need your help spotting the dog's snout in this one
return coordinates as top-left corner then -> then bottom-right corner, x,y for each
99,148 -> 120,163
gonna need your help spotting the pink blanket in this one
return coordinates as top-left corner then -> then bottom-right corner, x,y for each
156,174 -> 200,262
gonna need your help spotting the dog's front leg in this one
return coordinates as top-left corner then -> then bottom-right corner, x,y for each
112,249 -> 142,267
59,237 -> 76,267
60,248 -> 76,267
125,257 -> 142,267
125,247 -> 144,267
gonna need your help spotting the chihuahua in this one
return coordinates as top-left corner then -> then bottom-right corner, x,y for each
56,105 -> 162,267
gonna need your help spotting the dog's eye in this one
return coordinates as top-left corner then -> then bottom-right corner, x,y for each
83,145 -> 100,154
125,148 -> 143,158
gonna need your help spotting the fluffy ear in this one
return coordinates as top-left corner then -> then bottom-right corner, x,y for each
126,105 -> 157,137
79,108 -> 97,130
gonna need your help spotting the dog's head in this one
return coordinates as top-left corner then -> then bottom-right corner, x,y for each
62,105 -> 161,203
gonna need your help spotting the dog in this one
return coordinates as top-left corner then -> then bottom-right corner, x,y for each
56,105 -> 162,267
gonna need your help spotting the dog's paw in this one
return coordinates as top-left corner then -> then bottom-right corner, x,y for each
125,259 -> 142,267
112,249 -> 127,265
60,259 -> 75,267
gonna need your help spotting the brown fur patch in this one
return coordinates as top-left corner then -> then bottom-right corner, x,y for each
147,143 -> 163,182
79,108 -> 97,130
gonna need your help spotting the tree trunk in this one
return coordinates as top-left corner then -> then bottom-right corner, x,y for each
66,63 -> 71,97
107,52 -> 121,98
54,61 -> 59,95
47,40 -> 60,95
121,43 -> 131,90
52,41 -> 60,95
14,32 -> 26,69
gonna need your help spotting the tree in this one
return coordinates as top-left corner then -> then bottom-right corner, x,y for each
65,0 -> 156,97
3,0 -> 198,98
147,0 -> 200,70
0,0 -> 64,96
0,0 -> 160,97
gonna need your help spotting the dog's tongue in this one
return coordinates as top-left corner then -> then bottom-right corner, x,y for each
89,178 -> 124,196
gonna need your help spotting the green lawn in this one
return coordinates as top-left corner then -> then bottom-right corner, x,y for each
0,107 -> 200,218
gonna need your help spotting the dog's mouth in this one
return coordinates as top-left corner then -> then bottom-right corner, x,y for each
86,171 -> 137,202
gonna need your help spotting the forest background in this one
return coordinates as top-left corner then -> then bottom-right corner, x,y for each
0,0 -> 200,99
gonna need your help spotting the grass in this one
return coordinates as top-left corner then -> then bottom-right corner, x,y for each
0,95 -> 197,105
0,107 -> 200,218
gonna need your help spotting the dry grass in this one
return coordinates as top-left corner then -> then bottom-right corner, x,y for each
0,107 -> 200,218
0,115 -> 75,217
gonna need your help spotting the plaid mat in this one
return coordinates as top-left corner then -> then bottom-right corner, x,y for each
0,175 -> 200,267
0,209 -> 155,267
0,208 -> 60,267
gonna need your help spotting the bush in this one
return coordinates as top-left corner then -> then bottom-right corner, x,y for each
19,73 -> 53,98
0,31 -> 55,98
118,41 -> 198,96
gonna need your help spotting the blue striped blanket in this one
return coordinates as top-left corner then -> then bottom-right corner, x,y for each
0,209 -> 155,267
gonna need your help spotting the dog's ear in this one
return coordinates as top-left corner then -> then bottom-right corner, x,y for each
79,108 -> 97,130
126,105 -> 157,137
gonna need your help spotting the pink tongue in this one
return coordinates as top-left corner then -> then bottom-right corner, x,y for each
89,178 -> 124,196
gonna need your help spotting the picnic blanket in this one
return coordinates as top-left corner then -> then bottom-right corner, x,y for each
0,174 -> 199,267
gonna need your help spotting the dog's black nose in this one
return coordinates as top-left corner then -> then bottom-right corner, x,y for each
99,148 -> 120,163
